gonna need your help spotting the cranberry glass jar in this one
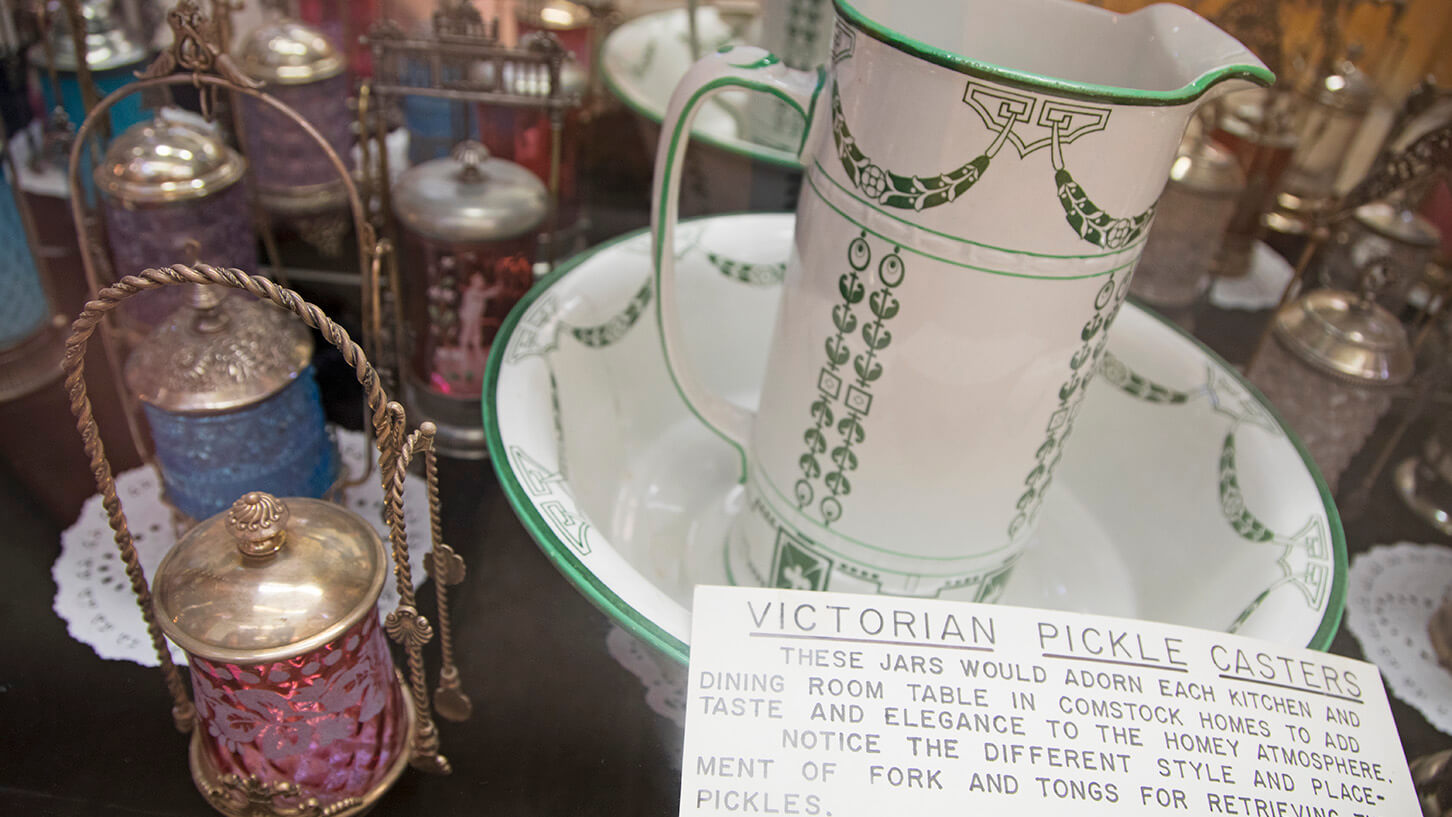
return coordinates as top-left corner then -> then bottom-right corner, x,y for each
152,492 -> 411,816
391,140 -> 548,458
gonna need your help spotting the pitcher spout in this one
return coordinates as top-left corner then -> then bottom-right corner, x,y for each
1124,3 -> 1275,104
834,0 -> 1273,106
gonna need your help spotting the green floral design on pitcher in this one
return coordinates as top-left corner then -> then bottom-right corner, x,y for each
1011,269 -> 1130,539
832,84 -> 997,211
1054,168 -> 1156,250
831,77 -> 1158,249
1048,119 -> 1157,250
796,232 -> 905,525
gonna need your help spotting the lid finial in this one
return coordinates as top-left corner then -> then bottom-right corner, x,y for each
451,140 -> 490,182
227,492 -> 289,558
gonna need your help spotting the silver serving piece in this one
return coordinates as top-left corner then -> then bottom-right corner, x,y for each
1248,289 -> 1413,491
94,116 -> 254,338
391,140 -> 548,458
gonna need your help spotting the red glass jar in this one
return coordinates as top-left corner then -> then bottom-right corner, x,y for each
392,141 -> 548,458
152,493 -> 412,815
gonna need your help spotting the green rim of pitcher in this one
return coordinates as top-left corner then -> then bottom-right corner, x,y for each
832,0 -> 1274,107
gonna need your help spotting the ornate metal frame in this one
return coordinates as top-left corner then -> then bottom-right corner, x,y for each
66,0 -> 388,490
361,0 -> 587,266
62,263 -> 471,801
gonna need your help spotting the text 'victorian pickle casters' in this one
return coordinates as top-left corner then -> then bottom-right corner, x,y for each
651,0 -> 1272,600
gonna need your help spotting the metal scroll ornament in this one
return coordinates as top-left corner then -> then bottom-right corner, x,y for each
61,266 -> 471,817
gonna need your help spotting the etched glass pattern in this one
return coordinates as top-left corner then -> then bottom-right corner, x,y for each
241,75 -> 354,190
0,172 -> 49,348
103,183 -> 257,330
1131,184 -> 1236,309
189,614 -> 406,809
1248,341 -> 1392,492
402,233 -> 535,399
142,366 -> 337,520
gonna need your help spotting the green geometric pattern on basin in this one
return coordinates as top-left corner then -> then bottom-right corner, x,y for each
794,231 -> 904,526
1217,427 -> 1332,634
1098,352 -> 1190,404
1219,432 -> 1276,543
569,249 -> 787,349
1116,357 -> 1334,635
572,279 -> 653,348
706,251 -> 786,285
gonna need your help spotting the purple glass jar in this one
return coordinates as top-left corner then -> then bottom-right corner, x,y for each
236,19 -> 352,215
95,118 -> 254,338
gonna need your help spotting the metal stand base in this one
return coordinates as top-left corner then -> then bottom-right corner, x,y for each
1394,456 -> 1452,536
0,318 -> 65,403
402,376 -> 487,460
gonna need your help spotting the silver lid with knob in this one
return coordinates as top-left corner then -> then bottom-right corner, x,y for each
123,285 -> 313,413
152,491 -> 390,664
1271,289 -> 1414,386
391,140 -> 550,243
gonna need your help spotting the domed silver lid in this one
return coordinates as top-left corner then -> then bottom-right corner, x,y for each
32,0 -> 149,72
153,492 -> 388,664
124,286 -> 313,413
1353,202 -> 1441,248
237,18 -> 344,85
1272,289 -> 1413,385
392,141 -> 549,243
94,118 -> 246,204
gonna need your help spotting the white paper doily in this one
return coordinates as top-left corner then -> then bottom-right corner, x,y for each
1209,240 -> 1296,311
1346,542 -> 1452,735
53,428 -> 432,667
606,625 -> 687,767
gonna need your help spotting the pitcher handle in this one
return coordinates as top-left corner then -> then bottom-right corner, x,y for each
651,46 -> 825,480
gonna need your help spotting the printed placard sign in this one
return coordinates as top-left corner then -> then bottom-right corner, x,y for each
681,586 -> 1417,816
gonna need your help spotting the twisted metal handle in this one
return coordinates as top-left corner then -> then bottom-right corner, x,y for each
62,264 -> 392,734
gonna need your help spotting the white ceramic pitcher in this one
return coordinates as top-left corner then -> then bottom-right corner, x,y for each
651,0 -> 1271,601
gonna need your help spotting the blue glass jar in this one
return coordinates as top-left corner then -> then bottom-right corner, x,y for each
124,287 -> 338,521
0,168 -> 49,350
31,0 -> 151,136
0,146 -> 64,402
